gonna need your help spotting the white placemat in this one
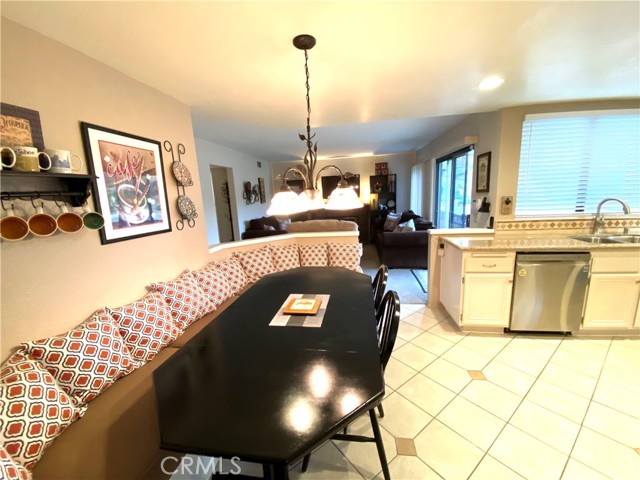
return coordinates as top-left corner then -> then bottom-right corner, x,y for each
269,293 -> 330,328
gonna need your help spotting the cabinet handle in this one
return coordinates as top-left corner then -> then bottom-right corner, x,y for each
482,263 -> 497,268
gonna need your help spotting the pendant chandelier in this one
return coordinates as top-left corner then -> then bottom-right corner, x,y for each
267,34 -> 363,216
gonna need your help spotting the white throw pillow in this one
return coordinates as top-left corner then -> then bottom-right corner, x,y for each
394,218 -> 416,232
383,213 -> 402,231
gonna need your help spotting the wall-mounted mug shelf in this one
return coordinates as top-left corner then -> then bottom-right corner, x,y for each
0,171 -> 95,207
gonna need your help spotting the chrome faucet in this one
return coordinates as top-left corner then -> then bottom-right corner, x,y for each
591,198 -> 631,235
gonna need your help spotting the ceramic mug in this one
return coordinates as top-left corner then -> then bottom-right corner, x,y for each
0,147 -> 17,170
13,146 -> 52,173
56,203 -> 84,234
28,202 -> 57,237
81,203 -> 105,230
0,206 -> 30,241
45,149 -> 84,174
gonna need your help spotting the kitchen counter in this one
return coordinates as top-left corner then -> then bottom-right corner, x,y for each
442,235 -> 640,252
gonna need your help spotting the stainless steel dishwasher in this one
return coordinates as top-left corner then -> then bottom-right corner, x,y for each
510,253 -> 590,334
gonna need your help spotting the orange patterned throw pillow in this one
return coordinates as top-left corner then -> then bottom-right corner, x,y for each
234,246 -> 275,283
328,243 -> 364,273
189,267 -> 233,309
16,311 -> 139,406
0,354 -> 85,471
299,243 -> 329,267
150,271 -> 215,330
269,244 -> 301,272
208,257 -> 249,295
106,292 -> 181,363
0,444 -> 31,480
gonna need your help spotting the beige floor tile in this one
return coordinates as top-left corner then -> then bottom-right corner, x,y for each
333,415 -> 397,480
373,456 -> 441,480
525,379 -> 590,424
421,358 -> 472,393
392,337 -> 407,352
396,321 -> 425,342
599,362 -> 640,394
469,455 -> 525,480
583,401 -> 640,449
510,400 -> 581,454
593,379 -> 640,419
483,360 -> 536,397
376,392 -> 433,439
489,424 -> 567,480
442,344 -> 493,371
549,346 -> 605,378
494,347 -> 549,377
402,311 -> 441,331
399,304 -> 425,320
414,420 -> 484,480
509,335 -> 562,358
559,337 -> 610,360
538,362 -> 598,399
392,343 -> 437,371
468,370 -> 487,380
437,396 -> 506,450
561,458 -> 610,480
609,338 -> 640,359
288,442 -> 364,480
457,335 -> 508,358
395,438 -> 417,456
397,373 -> 456,416
571,427 -> 640,479
460,380 -> 522,422
383,357 -> 417,390
426,317 -> 467,343
411,331 -> 455,355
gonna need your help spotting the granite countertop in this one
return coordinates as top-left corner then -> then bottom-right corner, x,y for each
442,235 -> 640,252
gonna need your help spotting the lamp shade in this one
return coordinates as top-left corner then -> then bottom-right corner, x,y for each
267,190 -> 305,216
299,189 -> 325,210
325,186 -> 364,210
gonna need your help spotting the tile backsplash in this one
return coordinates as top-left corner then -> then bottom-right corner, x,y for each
495,216 -> 640,233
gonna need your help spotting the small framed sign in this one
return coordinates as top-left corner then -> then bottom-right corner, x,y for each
0,103 -> 45,150
475,152 -> 491,193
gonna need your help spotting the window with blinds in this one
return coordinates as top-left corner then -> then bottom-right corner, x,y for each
516,109 -> 640,216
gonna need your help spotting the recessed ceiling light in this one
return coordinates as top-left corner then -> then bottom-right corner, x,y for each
478,75 -> 504,91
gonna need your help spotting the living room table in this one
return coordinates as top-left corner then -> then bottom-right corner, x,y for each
153,267 -> 390,479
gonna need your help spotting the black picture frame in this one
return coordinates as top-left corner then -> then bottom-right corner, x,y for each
476,152 -> 491,193
0,103 -> 45,150
80,122 -> 172,244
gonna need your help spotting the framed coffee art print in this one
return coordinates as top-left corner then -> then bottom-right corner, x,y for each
475,151 -> 491,193
80,122 -> 172,244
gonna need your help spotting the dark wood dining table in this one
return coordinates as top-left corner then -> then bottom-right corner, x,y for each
153,267 -> 389,479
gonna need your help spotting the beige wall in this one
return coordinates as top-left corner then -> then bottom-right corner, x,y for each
0,20 -> 211,358
495,99 -> 640,219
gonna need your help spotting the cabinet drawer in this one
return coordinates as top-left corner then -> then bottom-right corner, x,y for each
464,253 -> 515,273
591,251 -> 640,274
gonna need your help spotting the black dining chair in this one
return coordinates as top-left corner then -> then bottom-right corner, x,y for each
301,290 -> 400,478
372,264 -> 388,313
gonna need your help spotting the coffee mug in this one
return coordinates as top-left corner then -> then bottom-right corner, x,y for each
0,205 -> 29,241
56,203 -> 84,234
13,146 -> 52,173
81,203 -> 105,230
45,149 -> 84,174
28,202 -> 57,237
0,147 -> 17,170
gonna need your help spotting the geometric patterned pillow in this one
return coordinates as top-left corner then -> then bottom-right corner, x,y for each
16,311 -> 140,407
208,257 -> 249,296
299,243 -> 328,267
106,292 -> 181,363
0,445 -> 31,480
269,244 -> 300,272
149,271 -> 215,331
328,243 -> 364,273
233,246 -> 275,283
0,354 -> 85,471
189,268 -> 232,310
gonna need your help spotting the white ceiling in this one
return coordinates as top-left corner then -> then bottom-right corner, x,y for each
2,1 -> 639,162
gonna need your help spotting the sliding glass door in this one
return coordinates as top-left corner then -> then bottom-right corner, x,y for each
435,148 -> 474,228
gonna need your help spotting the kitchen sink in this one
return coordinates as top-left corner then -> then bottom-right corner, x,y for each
571,234 -> 640,244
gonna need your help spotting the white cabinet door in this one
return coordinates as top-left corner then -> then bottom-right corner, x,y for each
462,273 -> 513,327
440,243 -> 464,326
583,274 -> 640,330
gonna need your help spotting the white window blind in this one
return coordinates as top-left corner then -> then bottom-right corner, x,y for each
410,163 -> 424,213
516,109 -> 640,216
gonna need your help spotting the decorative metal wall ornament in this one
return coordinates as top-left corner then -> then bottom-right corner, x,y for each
242,181 -> 260,205
164,140 -> 197,230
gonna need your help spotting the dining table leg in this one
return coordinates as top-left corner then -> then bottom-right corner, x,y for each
263,462 -> 289,480
369,408 -> 391,480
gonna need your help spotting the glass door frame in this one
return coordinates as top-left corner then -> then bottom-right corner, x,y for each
435,146 -> 474,229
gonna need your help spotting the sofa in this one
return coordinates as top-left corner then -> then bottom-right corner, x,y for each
373,210 -> 433,269
242,217 -> 358,239
0,234 -> 362,480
